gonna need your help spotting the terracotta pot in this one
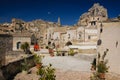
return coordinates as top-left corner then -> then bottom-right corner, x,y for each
49,49 -> 53,53
50,53 -> 54,57
36,63 -> 42,69
91,65 -> 96,71
98,73 -> 105,79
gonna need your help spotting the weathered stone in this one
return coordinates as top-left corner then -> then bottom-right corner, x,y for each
11,18 -> 26,32
77,3 -> 108,26
0,69 -> 5,80
1,55 -> 35,80
0,34 -> 13,66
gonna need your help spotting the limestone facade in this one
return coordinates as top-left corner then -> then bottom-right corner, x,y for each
45,25 -> 98,49
0,3 -> 120,74
97,22 -> 120,74
77,3 -> 108,26
12,32 -> 31,51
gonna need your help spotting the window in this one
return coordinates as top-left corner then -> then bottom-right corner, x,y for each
68,34 -> 70,39
91,21 -> 96,26
97,18 -> 99,20
100,27 -> 103,33
88,36 -> 91,39
17,42 -> 21,49
79,34 -> 81,39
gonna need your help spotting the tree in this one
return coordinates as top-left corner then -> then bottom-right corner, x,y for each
21,42 -> 31,54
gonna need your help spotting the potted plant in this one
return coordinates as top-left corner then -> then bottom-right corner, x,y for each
21,42 -> 31,54
49,48 -> 54,57
97,60 -> 109,79
45,64 -> 56,80
97,49 -> 109,79
90,49 -> 109,80
21,57 -> 30,73
34,54 -> 43,69
91,58 -> 96,71
37,64 -> 56,80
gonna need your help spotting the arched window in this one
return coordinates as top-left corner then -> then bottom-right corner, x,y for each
79,34 -> 81,39
17,42 -> 21,49
91,21 -> 96,26
88,35 -> 91,39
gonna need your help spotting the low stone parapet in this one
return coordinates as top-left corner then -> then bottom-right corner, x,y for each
0,55 -> 35,80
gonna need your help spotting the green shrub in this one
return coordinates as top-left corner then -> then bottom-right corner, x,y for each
34,54 -> 43,64
97,60 -> 109,73
21,58 -> 30,72
97,49 -> 109,73
21,42 -> 31,54
90,49 -> 109,80
37,64 -> 56,80
68,49 -> 74,56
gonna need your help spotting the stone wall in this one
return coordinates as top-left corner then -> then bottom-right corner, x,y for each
98,22 -> 120,74
1,55 -> 35,80
0,34 -> 13,66
79,49 -> 97,54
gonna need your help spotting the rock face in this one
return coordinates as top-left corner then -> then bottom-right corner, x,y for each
25,19 -> 60,45
0,17 -> 61,47
9,18 -> 60,45
11,18 -> 26,32
77,3 -> 108,26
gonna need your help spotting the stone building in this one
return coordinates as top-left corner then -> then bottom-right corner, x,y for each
97,21 -> 120,74
45,26 -> 67,48
45,24 -> 98,49
24,18 -> 61,47
85,27 -> 98,42
66,27 -> 77,43
76,26 -> 86,42
12,32 -> 31,51
0,24 -> 14,33
0,2 -> 120,74
77,3 -> 108,26
53,27 -> 67,48
0,34 -> 13,65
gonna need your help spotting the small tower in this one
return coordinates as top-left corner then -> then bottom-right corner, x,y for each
57,17 -> 61,26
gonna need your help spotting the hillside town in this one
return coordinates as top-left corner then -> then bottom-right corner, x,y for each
0,3 -> 120,80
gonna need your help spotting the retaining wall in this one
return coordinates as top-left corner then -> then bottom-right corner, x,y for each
0,55 -> 35,80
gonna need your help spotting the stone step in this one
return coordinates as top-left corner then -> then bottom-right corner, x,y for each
74,53 -> 96,61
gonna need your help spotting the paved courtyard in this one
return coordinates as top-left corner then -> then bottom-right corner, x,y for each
42,55 -> 92,72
